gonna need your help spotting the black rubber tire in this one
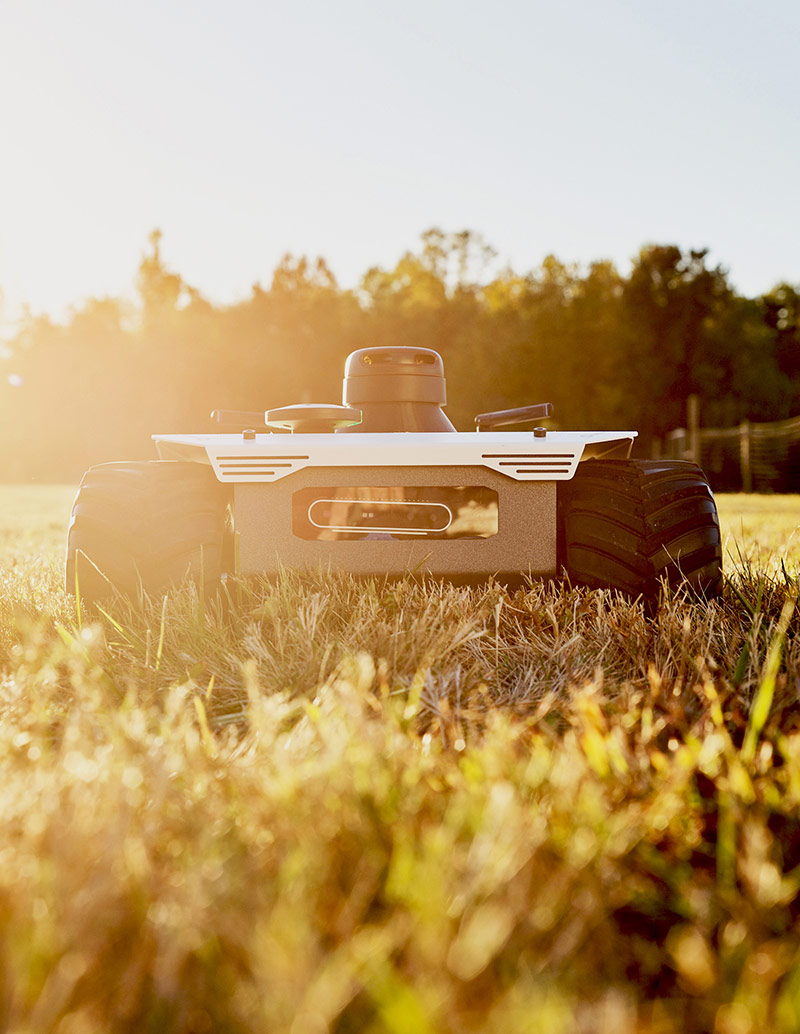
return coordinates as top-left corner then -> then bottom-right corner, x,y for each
557,459 -> 723,600
65,461 -> 232,602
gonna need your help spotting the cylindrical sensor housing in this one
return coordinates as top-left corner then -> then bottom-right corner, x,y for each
340,347 -> 455,432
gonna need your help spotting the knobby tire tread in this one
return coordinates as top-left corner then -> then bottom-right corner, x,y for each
558,459 -> 723,600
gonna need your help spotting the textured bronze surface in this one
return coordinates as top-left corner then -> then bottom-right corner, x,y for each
234,465 -> 556,581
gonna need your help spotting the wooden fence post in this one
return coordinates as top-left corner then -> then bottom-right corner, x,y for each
740,420 -> 752,493
687,395 -> 701,466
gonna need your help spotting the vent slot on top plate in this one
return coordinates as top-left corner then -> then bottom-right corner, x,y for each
482,452 -> 575,476
217,454 -> 309,477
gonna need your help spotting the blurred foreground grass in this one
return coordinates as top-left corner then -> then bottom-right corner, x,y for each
0,484 -> 798,1033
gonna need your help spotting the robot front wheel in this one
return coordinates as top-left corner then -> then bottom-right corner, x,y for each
65,461 -> 232,603
558,458 -> 723,600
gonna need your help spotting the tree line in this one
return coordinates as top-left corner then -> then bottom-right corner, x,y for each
1,228 -> 798,482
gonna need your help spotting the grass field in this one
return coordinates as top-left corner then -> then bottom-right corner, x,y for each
0,485 -> 798,1033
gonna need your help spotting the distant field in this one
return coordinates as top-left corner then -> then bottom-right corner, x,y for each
0,483 -> 76,565
1,483 -> 797,572
716,492 -> 800,571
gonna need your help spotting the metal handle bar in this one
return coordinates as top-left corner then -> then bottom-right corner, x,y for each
474,403 -> 554,430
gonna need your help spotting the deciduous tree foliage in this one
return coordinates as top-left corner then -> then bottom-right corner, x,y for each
0,230 -> 797,481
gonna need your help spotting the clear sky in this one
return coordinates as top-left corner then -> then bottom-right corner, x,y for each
1,0 -> 798,331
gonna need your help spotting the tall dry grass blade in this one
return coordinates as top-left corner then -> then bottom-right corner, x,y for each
73,551 -> 83,632
155,594 -> 168,676
741,592 -> 797,763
